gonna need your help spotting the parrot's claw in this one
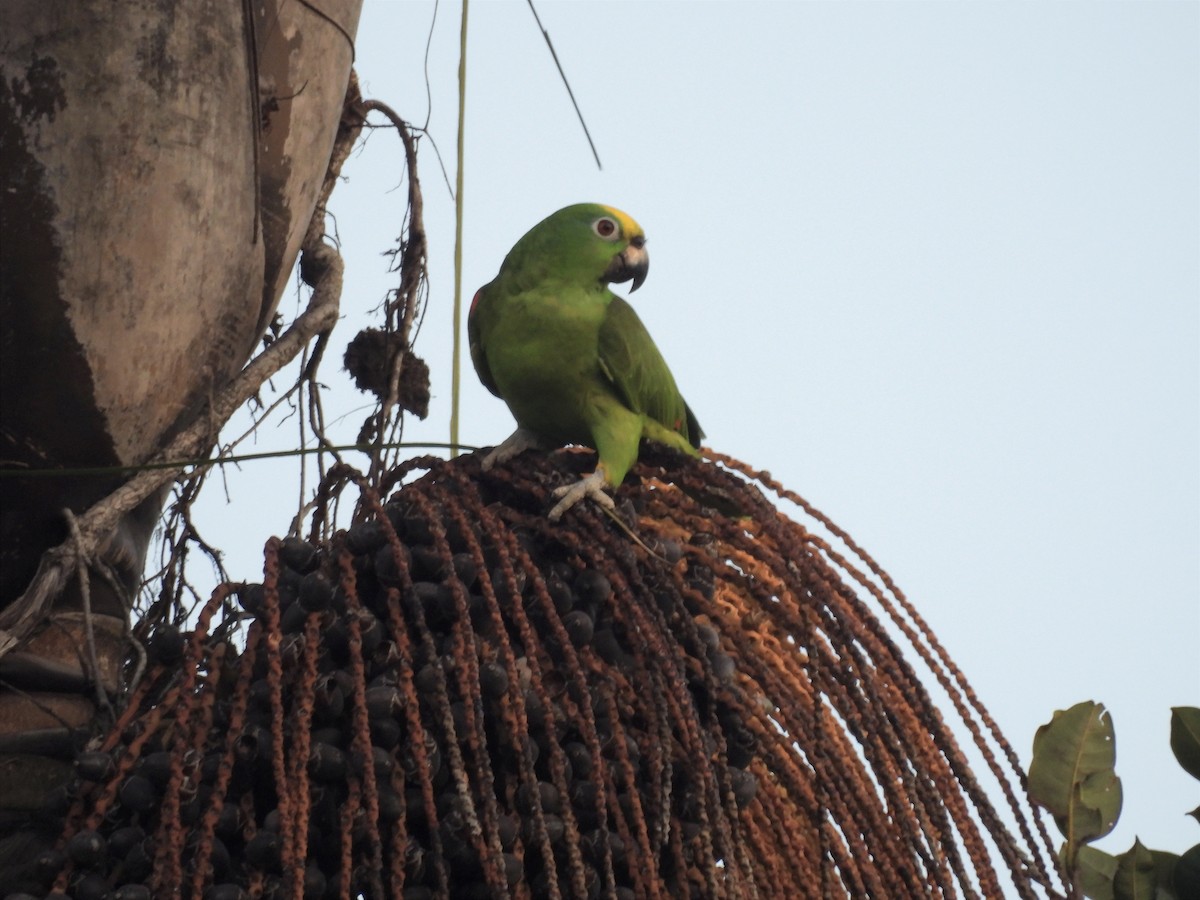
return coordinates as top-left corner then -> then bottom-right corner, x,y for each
548,469 -> 615,521
481,427 -> 544,472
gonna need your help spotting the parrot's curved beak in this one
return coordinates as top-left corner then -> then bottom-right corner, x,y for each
603,237 -> 649,292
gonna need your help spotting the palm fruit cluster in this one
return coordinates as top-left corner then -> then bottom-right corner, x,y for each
5,450 -> 1061,899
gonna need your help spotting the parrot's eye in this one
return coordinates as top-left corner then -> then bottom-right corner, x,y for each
592,217 -> 620,241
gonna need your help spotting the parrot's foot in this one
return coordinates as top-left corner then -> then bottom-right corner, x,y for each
548,469 -> 615,521
481,427 -> 544,471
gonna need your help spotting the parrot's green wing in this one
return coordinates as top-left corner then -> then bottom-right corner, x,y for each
597,296 -> 704,448
467,288 -> 500,398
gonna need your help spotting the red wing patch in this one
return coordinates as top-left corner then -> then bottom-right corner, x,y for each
469,289 -> 483,319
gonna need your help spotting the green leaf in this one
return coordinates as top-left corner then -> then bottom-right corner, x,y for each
1030,701 -> 1123,863
1175,844 -> 1200,899
1170,708 -> 1200,782
1188,805 -> 1200,826
1068,845 -> 1176,900
1150,849 -> 1180,900
1113,840 -> 1157,900
1076,844 -> 1118,900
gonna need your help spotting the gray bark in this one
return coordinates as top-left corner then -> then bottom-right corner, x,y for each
0,0 -> 363,836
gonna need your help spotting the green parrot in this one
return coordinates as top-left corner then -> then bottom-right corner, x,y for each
469,202 -> 703,519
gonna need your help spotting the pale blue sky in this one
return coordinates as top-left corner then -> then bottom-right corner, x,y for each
195,0 -> 1199,865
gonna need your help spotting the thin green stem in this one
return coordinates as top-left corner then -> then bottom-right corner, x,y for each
0,442 -> 481,479
449,0 -> 469,458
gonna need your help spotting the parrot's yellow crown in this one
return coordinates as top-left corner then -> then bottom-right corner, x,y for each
597,204 -> 643,241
